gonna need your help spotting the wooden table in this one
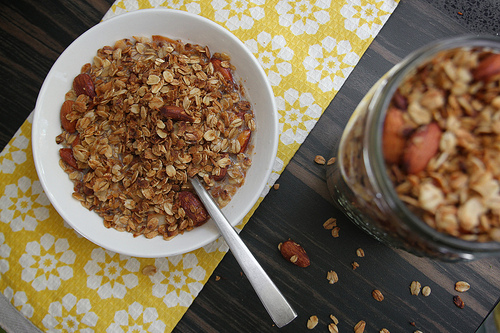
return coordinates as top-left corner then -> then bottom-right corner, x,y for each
1,1 -> 499,332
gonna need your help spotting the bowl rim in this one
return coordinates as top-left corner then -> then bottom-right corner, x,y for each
31,8 -> 279,257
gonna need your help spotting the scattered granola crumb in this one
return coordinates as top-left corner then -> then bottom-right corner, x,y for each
380,329 -> 390,333
327,270 -> 339,284
372,289 -> 384,301
354,320 -> 366,333
453,295 -> 465,308
328,323 -> 339,333
323,217 -> 337,229
215,275 -> 221,281
327,157 -> 337,165
352,261 -> 360,270
314,155 -> 326,165
356,247 -> 365,257
307,315 -> 319,329
141,265 -> 157,276
410,281 -> 421,295
331,227 -> 340,238
422,286 -> 431,296
330,314 -> 339,325
273,183 -> 280,190
455,281 -> 470,292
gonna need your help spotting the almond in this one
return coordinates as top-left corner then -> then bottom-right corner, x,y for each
211,58 -> 234,85
59,148 -> 80,170
403,122 -> 442,174
73,73 -> 96,98
237,129 -> 251,153
382,107 -> 406,164
160,105 -> 195,122
60,100 -> 76,133
473,53 -> 500,82
279,239 -> 310,267
178,191 -> 209,226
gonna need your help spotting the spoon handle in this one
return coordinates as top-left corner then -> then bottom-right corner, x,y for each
190,177 -> 297,328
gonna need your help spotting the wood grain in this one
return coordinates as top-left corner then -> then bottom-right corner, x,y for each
0,0 -> 499,332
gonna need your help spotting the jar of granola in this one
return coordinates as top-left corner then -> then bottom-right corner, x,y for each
327,35 -> 500,261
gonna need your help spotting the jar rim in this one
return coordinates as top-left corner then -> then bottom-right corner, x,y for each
366,35 -> 500,253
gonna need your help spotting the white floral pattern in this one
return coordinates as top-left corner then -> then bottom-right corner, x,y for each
244,32 -> 294,86
0,130 -> 29,174
3,287 -> 34,319
106,302 -> 166,333
0,232 -> 11,274
276,0 -> 331,35
212,0 -> 265,30
19,234 -> 76,291
0,176 -> 50,232
84,248 -> 139,299
42,294 -> 98,333
277,88 -> 322,145
340,0 -> 397,40
150,253 -> 206,307
303,37 -> 360,92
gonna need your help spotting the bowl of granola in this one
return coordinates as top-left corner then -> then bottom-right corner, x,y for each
32,9 -> 278,257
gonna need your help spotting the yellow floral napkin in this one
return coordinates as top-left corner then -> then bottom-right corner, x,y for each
0,0 -> 398,331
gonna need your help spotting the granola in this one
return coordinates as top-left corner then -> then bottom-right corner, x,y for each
56,35 -> 255,240
384,47 -> 500,242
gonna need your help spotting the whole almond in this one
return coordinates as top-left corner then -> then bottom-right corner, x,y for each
59,148 -> 80,170
279,239 -> 310,267
382,107 -> 407,164
237,129 -> 251,153
73,73 -> 96,98
60,100 -> 76,133
403,122 -> 442,174
160,105 -> 195,122
178,191 -> 209,226
211,57 -> 234,85
473,53 -> 500,81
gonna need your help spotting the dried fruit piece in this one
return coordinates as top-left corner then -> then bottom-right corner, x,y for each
160,105 -> 195,122
455,281 -> 470,292
473,53 -> 500,81
178,191 -> 209,226
382,107 -> 407,164
403,122 -> 442,174
73,73 -> 96,98
307,315 -> 318,329
453,295 -> 465,309
59,148 -> 80,170
60,100 -> 77,133
279,239 -> 310,267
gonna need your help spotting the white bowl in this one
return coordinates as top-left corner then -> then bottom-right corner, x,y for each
32,9 -> 278,258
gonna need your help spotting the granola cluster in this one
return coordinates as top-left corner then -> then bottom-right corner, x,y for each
383,47 -> 500,242
56,35 -> 255,240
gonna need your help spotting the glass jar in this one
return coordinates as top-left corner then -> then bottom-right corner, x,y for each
326,35 -> 500,261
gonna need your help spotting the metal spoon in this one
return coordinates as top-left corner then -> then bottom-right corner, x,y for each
190,177 -> 297,328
